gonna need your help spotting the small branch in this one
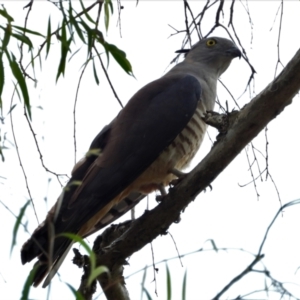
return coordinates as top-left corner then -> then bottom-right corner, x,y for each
211,254 -> 265,300
94,46 -> 123,108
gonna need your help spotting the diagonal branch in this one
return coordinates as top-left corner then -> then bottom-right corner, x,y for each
93,46 -> 300,293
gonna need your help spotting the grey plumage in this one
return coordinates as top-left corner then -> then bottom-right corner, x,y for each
21,36 -> 241,287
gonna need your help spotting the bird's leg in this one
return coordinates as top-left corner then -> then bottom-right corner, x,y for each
156,184 -> 167,202
170,168 -> 186,178
169,168 -> 187,187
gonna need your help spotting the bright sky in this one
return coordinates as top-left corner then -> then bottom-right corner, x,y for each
1,1 -> 300,299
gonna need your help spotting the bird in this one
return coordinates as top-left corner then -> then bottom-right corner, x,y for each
21,36 -> 241,287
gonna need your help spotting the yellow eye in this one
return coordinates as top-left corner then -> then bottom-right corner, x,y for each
206,39 -> 217,47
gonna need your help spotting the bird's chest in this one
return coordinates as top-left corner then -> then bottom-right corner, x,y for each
135,102 -> 208,194
165,102 -> 207,170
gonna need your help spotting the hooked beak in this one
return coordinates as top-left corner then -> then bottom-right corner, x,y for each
226,47 -> 242,59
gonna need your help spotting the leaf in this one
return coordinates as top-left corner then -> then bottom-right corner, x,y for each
79,19 -> 93,56
6,103 -> 16,115
0,53 -> 5,105
7,52 -> 31,119
104,42 -> 133,75
66,283 -> 85,300
104,0 -> 112,32
140,266 -> 147,300
142,287 -> 153,300
21,264 -> 38,300
79,0 -> 95,24
92,59 -> 99,85
12,25 -> 45,37
56,21 -> 72,81
71,15 -> 86,43
182,270 -> 187,300
166,263 -> 171,300
12,33 -> 33,49
1,23 -> 11,49
87,265 -> 108,286
0,6 -> 14,22
46,16 -> 51,58
60,233 -> 108,287
11,200 -> 30,255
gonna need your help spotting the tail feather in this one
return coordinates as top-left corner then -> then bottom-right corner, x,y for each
21,230 -> 74,287
42,241 -> 74,287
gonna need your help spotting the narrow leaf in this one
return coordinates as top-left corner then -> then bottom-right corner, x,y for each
12,25 -> 45,37
11,200 -> 30,255
70,15 -> 85,43
21,264 -> 38,300
56,22 -> 72,81
46,16 -> 51,58
143,287 -> 153,300
12,33 -> 33,49
182,270 -> 187,300
0,6 -> 14,22
6,103 -> 16,115
104,42 -> 133,75
87,266 -> 108,286
0,54 -> 5,103
1,23 -> 11,49
104,0 -> 110,32
92,59 -> 99,85
140,266 -> 147,300
166,263 -> 171,300
79,0 -> 95,24
8,53 -> 31,119
66,283 -> 85,300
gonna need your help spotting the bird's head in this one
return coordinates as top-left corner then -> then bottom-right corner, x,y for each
177,37 -> 241,77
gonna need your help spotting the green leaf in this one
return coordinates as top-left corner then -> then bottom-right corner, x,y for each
104,42 -> 133,75
7,53 -> 31,119
79,19 -> 93,56
70,15 -> 86,43
87,265 -> 108,286
66,283 -> 85,300
21,264 -> 38,300
12,33 -> 33,49
1,23 -> 11,49
140,266 -> 147,300
166,263 -> 171,300
7,103 -> 16,115
12,25 -> 45,37
11,200 -> 30,255
143,287 -> 153,300
182,270 -> 187,300
0,6 -> 14,22
92,59 -> 99,85
46,16 -> 51,58
104,0 -> 112,32
0,53 -> 5,105
79,0 -> 95,24
60,233 -> 108,287
56,21 -> 72,81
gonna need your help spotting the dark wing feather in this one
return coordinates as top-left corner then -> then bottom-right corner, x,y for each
21,74 -> 201,286
57,74 -> 201,231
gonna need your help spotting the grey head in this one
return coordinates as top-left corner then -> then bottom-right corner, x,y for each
178,37 -> 241,77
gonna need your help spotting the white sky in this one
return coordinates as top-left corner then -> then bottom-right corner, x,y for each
1,1 -> 300,299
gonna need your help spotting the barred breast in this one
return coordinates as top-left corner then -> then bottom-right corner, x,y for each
82,101 -> 209,235
130,100 -> 208,194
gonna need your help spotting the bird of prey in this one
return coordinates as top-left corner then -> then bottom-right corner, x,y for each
21,36 -> 241,287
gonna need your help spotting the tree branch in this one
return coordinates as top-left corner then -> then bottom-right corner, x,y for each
91,46 -> 300,296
